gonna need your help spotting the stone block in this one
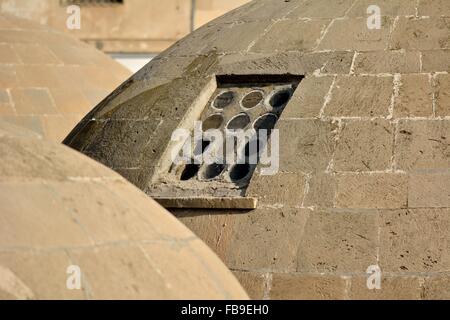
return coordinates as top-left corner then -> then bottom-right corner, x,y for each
287,0 -> 354,18
435,74 -> 450,116
409,173 -> 450,208
334,119 -> 394,172
302,173 -> 337,208
0,251 -> 84,300
270,273 -> 347,300
394,74 -> 433,118
335,173 -> 408,209
282,76 -> 334,118
422,50 -> 450,72
278,119 -> 338,173
297,209 -> 378,273
324,76 -> 393,117
251,19 -> 328,53
422,275 -> 450,300
247,172 -> 306,207
353,51 -> 421,74
318,17 -> 392,51
10,88 -> 57,116
0,182 -> 93,248
379,209 -> 450,272
389,17 -> 450,51
347,0 -> 416,17
232,271 -> 265,300
0,43 -> 20,64
227,208 -> 311,272
349,275 -> 422,300
419,0 -> 450,16
396,120 -> 450,171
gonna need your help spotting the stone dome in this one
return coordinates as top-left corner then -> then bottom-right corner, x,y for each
0,121 -> 248,300
64,0 -> 450,299
0,14 -> 131,142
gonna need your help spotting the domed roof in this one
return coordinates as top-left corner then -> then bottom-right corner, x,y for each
64,0 -> 450,299
0,14 -> 131,142
0,121 -> 248,300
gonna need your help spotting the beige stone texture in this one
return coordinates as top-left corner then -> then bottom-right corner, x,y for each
61,0 -> 450,299
389,17 -> 450,51
334,119 -> 394,172
278,119 -> 338,173
353,51 -> 421,74
232,271 -> 266,300
0,122 -> 248,300
396,120 -> 450,171
318,17 -> 393,51
394,74 -> 433,118
282,76 -> 334,118
348,275 -> 422,300
379,209 -> 450,273
335,173 -> 408,209
0,14 -> 130,142
324,76 -> 393,117
435,74 -> 450,116
270,274 -> 347,300
297,210 -> 378,273
250,19 -> 328,53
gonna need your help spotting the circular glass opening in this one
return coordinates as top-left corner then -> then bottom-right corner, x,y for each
227,113 -> 250,130
213,91 -> 235,109
269,89 -> 292,109
244,139 -> 261,163
229,164 -> 251,182
203,163 -> 226,180
254,113 -> 278,131
193,139 -> 211,156
241,91 -> 264,109
180,164 -> 200,181
202,114 -> 224,131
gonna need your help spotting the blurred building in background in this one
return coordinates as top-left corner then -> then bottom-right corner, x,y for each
0,0 -> 250,72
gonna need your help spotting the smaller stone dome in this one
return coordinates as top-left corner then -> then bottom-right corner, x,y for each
0,14 -> 131,142
0,121 -> 248,300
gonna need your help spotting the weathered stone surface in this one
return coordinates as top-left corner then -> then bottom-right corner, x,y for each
297,210 -> 378,273
347,0 -> 416,17
422,50 -> 450,72
435,74 -> 450,117
349,275 -> 422,300
335,173 -> 408,209
227,208 -> 311,272
419,0 -> 450,17
282,76 -> 334,118
232,271 -> 266,300
394,74 -> 433,118
379,209 -> 450,273
278,119 -> 338,173
422,276 -> 450,300
389,17 -> 450,51
334,119 -> 394,172
409,173 -> 450,208
270,274 -> 347,300
287,0 -> 354,18
302,173 -> 337,208
318,17 -> 392,51
250,19 -> 328,53
353,51 -> 421,74
396,120 -> 450,171
324,76 -> 393,117
247,172 -> 306,207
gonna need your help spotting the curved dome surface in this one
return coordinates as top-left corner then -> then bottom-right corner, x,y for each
0,121 -> 248,300
65,0 -> 450,299
0,14 -> 131,142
